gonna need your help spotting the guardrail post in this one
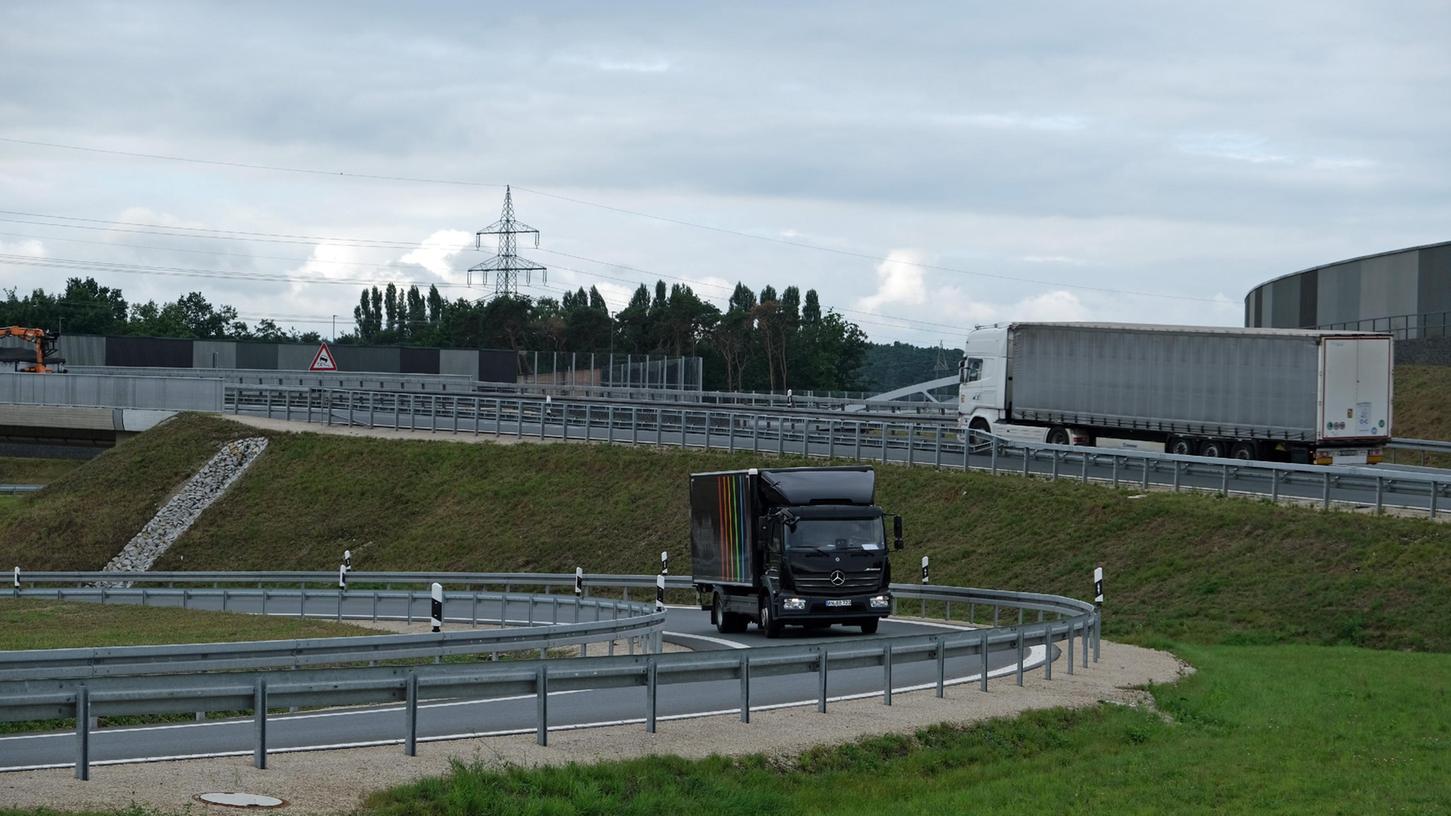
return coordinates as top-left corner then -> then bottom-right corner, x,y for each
1082,618 -> 1090,668
1171,460 -> 1180,492
254,679 -> 268,769
1111,456 -> 1119,487
536,665 -> 549,746
854,422 -> 861,460
817,648 -> 828,712
1015,628 -> 1025,686
404,672 -> 418,756
1323,472 -> 1331,509
1066,623 -> 1075,675
1081,452 -> 1089,482
73,686 -> 90,781
906,422 -> 915,466
1432,485 -> 1440,519
1141,458 -> 1150,488
644,658 -> 658,733
935,636 -> 946,697
739,653 -> 751,722
11,566 -> 18,598
1375,477 -> 1385,514
979,631 -> 989,692
882,643 -> 893,706
934,425 -> 942,468
1044,624 -> 1053,680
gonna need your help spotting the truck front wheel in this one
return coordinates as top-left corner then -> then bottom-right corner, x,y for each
859,618 -> 880,634
758,596 -> 783,639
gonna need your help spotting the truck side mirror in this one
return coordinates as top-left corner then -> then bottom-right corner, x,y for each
893,515 -> 904,550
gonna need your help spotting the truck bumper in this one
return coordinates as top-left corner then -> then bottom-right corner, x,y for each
1314,447 -> 1383,466
774,592 -> 892,621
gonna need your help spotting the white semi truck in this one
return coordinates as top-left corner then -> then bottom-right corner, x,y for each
958,322 -> 1393,465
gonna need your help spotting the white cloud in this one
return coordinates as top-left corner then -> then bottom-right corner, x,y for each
1012,290 -> 1088,322
399,229 -> 473,281
933,113 -> 1087,132
857,249 -> 929,312
0,238 -> 45,259
1176,132 -> 1289,164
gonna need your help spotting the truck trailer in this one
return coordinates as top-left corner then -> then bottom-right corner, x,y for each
690,466 -> 902,638
958,322 -> 1393,465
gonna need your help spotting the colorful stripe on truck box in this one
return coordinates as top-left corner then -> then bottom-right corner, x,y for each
715,473 -> 749,583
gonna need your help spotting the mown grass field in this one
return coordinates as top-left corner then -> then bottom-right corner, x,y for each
0,402 -> 1448,815
2,413 -> 1448,650
0,597 -> 372,651
0,456 -> 84,485
361,645 -> 1450,816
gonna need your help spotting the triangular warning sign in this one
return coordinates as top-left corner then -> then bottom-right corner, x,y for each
309,342 -> 338,372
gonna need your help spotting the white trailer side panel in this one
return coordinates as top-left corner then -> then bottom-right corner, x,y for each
1008,324 -> 1323,439
1317,336 -> 1393,442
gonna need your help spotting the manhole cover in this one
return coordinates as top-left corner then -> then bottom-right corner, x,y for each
194,792 -> 287,809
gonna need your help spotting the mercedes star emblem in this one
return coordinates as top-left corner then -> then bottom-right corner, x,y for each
829,570 -> 846,586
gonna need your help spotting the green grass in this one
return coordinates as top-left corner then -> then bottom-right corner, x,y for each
360,644 -> 1451,816
2,414 -> 1450,650
0,456 -> 84,485
0,414 -> 258,571
0,597 -> 372,651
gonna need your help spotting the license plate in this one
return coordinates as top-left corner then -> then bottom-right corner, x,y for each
825,599 -> 851,607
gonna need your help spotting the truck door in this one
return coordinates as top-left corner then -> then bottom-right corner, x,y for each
765,521 -> 783,580
1319,337 -> 1392,442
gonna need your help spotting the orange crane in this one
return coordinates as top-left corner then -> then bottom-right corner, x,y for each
0,326 -> 64,373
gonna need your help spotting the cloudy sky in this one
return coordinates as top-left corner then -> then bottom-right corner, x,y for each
2,1 -> 1449,345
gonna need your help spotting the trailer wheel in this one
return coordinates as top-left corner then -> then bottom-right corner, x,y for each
1046,426 -> 1071,445
859,618 -> 880,635
1167,436 -> 1196,456
1200,439 -> 1229,458
714,592 -> 747,634
1230,440 -> 1258,461
758,596 -> 783,639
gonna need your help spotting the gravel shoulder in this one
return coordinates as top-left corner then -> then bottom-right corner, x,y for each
1,640 -> 1186,815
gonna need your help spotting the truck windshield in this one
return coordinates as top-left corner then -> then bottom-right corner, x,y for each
787,518 -> 884,552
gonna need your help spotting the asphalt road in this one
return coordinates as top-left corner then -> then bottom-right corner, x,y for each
0,597 -> 1039,771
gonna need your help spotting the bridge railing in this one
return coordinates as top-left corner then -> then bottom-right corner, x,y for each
218,386 -> 1451,518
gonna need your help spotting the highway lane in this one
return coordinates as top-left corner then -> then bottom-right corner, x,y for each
242,404 -> 1450,514
0,601 -> 1039,771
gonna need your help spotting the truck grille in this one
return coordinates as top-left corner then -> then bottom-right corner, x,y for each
793,573 -> 881,596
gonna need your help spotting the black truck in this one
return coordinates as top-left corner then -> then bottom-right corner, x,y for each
690,466 -> 903,637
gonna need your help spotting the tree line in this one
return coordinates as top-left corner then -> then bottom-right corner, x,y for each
348,279 -> 867,392
2,277 -> 949,393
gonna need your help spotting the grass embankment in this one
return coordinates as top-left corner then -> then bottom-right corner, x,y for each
0,598 -> 371,651
0,414 -> 257,570
364,645 -> 1450,816
1,413 -> 1449,650
1390,364 -> 1451,441
0,456 -> 83,485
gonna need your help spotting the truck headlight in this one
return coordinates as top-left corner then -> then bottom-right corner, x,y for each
870,595 -> 890,608
783,597 -> 807,611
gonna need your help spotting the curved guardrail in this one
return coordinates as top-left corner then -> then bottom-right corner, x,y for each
0,587 -> 662,679
0,571 -> 1100,780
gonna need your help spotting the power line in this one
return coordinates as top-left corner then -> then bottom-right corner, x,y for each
1,136 -> 1224,304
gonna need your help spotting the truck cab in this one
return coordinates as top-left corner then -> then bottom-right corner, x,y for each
690,467 -> 900,638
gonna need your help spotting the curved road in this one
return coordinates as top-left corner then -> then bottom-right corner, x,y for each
0,598 -> 1043,772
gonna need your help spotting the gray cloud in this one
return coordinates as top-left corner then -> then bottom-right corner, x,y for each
2,1 -> 1449,343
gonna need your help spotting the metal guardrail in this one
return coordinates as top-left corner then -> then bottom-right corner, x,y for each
0,586 -> 661,680
1388,437 -> 1451,453
0,484 -> 42,495
0,571 -> 1100,779
222,386 -> 1451,517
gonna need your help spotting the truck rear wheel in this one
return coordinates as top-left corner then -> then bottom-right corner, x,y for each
1167,435 -> 1195,456
714,592 -> 746,634
1046,426 -> 1071,446
1230,440 -> 1258,461
758,596 -> 783,639
1199,438 -> 1229,458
